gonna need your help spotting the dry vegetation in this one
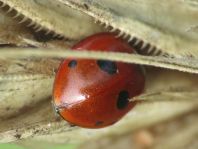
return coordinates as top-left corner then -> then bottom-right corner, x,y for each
0,0 -> 197,148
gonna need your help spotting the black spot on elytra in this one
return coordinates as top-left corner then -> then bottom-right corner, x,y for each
97,60 -> 117,75
95,121 -> 104,126
68,60 -> 77,68
117,90 -> 129,109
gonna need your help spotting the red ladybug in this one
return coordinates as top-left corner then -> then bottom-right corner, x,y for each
53,32 -> 145,128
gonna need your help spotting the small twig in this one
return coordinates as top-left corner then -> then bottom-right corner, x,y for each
130,91 -> 198,102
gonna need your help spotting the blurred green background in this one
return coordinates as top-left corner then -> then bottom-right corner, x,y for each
0,143 -> 78,149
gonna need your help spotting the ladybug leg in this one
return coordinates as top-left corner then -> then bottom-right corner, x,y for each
68,123 -> 76,127
52,67 -> 57,75
51,100 -> 61,118
51,100 -> 77,127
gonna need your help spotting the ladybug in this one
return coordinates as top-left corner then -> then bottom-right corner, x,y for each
53,32 -> 145,128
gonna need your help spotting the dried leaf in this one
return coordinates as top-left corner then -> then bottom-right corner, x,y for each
0,0 -> 197,148
0,0 -> 102,39
1,48 -> 198,74
59,0 -> 198,57
0,69 -> 197,144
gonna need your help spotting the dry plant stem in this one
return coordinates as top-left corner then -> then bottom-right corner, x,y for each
1,48 -> 198,74
0,74 -> 50,81
79,111 -> 198,149
0,69 -> 198,143
0,8 -> 35,46
0,0 -> 197,147
0,101 -> 196,143
59,0 -> 198,57
132,91 -> 198,102
0,76 -> 54,119
153,120 -> 198,149
0,58 -> 59,119
0,0 -> 102,39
